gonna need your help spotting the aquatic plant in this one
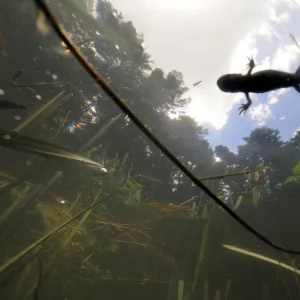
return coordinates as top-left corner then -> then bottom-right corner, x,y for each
284,161 -> 300,185
223,244 -> 300,276
0,128 -> 106,171
191,219 -> 211,294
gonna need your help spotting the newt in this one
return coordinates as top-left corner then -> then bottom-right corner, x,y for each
217,58 -> 300,114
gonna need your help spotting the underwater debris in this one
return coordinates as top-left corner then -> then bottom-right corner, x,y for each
0,30 -> 7,56
36,7 -> 49,36
193,80 -> 202,87
147,202 -> 189,213
0,100 -> 26,110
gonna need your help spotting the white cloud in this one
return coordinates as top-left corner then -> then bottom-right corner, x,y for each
108,0 -> 300,129
268,95 -> 279,104
278,12 -> 290,23
279,116 -> 286,120
229,32 -> 259,73
271,43 -> 300,71
185,90 -> 230,129
294,128 -> 300,136
263,42 -> 300,104
258,23 -> 273,40
269,6 -> 290,24
267,88 -> 287,104
249,103 -> 273,126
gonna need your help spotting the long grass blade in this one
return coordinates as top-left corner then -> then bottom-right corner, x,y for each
224,279 -> 232,300
0,128 -> 106,171
223,244 -> 300,275
14,91 -> 66,132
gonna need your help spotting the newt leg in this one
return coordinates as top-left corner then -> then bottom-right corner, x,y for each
246,57 -> 255,75
238,93 -> 252,115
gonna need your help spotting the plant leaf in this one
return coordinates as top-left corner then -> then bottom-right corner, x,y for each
254,172 -> 260,181
252,187 -> 260,207
233,196 -> 243,211
109,243 -> 119,252
284,176 -> 296,185
293,161 -> 300,175
0,128 -> 107,172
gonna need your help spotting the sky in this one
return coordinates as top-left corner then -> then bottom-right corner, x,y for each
96,0 -> 300,151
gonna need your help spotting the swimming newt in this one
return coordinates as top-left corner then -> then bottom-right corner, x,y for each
217,58 -> 300,114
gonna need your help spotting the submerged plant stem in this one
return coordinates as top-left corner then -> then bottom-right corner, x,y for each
0,192 -> 115,277
12,69 -> 72,88
191,219 -> 211,293
198,167 -> 265,181
14,90 -> 66,132
223,244 -> 300,275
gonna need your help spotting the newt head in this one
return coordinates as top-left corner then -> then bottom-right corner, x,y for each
217,74 -> 243,92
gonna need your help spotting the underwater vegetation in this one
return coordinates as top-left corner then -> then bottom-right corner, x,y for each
0,1 -> 300,300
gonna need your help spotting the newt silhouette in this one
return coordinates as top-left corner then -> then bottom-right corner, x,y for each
217,58 -> 300,114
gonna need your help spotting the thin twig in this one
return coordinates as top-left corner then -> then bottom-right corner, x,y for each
290,33 -> 300,51
14,90 -> 66,132
94,220 -> 150,239
198,167 -> 264,181
34,258 -> 43,300
281,279 -> 293,300
11,69 -> 73,88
